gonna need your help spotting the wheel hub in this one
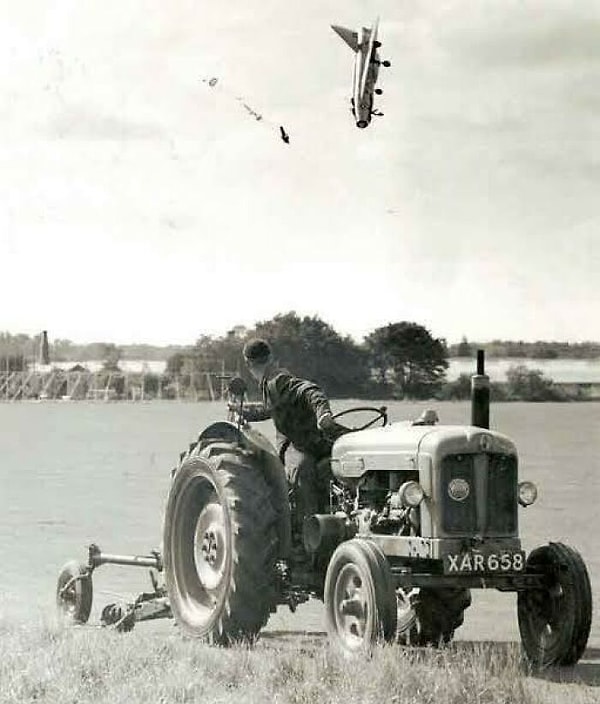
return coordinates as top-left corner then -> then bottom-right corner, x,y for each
202,530 -> 219,566
58,578 -> 78,614
62,587 -> 76,612
523,580 -> 566,653
334,564 -> 369,648
193,501 -> 227,591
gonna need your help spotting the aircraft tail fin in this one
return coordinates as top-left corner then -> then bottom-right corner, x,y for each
331,24 -> 359,52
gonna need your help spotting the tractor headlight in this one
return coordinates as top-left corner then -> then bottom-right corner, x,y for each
398,481 -> 425,508
518,481 -> 538,507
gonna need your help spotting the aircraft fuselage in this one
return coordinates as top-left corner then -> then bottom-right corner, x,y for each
352,27 -> 380,128
332,19 -> 386,129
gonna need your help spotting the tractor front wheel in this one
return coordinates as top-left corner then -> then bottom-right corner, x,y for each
324,539 -> 397,655
517,542 -> 592,668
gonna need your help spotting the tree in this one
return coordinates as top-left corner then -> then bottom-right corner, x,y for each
364,322 -> 449,399
193,333 -> 244,377
166,351 -> 187,375
437,373 -> 472,400
456,336 -> 473,357
163,312 -> 371,398
253,312 -> 371,397
505,365 -> 565,402
100,343 -> 122,372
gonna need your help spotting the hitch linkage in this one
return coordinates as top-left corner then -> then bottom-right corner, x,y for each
87,543 -> 171,631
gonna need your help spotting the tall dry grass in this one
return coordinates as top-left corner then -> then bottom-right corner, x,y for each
0,611 -> 596,704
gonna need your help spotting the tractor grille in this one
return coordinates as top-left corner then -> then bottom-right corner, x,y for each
487,454 -> 518,533
441,453 -> 518,536
440,454 -> 477,533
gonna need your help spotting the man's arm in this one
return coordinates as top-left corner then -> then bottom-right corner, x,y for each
227,400 -> 271,422
270,373 -> 347,440
270,373 -> 332,422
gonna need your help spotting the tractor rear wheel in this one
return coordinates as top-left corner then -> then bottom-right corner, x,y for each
163,449 -> 279,644
517,542 -> 592,668
324,538 -> 397,655
397,587 -> 471,647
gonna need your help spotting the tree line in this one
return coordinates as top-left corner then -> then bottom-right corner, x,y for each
450,336 -> 600,359
0,317 -> 595,402
438,366 -> 582,402
164,313 -> 586,402
164,313 -> 448,400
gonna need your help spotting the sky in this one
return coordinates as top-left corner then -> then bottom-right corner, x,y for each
1,1 -> 599,346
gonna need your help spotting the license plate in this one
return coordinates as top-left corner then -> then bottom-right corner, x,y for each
444,550 -> 526,574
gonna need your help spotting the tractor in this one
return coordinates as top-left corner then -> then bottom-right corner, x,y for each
57,352 -> 592,668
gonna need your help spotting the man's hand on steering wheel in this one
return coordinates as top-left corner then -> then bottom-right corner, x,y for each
317,412 -> 348,441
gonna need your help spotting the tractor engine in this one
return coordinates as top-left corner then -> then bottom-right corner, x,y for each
302,418 -> 531,563
333,468 -> 421,537
303,421 -> 430,560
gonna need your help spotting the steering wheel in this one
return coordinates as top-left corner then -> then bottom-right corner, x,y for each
332,406 -> 388,432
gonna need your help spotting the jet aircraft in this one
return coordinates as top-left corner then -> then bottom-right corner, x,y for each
331,18 -> 390,128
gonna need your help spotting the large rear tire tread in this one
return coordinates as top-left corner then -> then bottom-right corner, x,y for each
164,451 -> 279,645
517,541 -> 592,668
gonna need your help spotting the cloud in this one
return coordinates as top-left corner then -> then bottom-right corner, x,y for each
433,2 -> 600,68
44,106 -> 164,141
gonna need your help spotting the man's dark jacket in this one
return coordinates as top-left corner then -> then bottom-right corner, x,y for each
243,367 -> 333,457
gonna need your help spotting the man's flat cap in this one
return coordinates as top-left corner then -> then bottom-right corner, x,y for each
242,338 -> 272,364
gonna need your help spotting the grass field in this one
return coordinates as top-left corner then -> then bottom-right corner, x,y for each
2,612 -> 599,704
1,400 -> 598,702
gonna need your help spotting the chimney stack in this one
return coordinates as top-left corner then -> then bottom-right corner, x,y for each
40,330 -> 50,365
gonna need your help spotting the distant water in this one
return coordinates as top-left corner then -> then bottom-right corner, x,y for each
0,400 -> 598,646
448,357 -> 600,383
30,357 -> 600,383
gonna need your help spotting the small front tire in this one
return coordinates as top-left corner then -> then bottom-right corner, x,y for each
518,542 -> 592,667
324,539 -> 397,655
56,561 -> 93,624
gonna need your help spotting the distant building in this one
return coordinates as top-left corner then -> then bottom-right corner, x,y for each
228,325 -> 248,339
35,360 -> 168,374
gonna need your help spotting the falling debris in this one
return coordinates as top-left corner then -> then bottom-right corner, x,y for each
240,102 -> 263,121
201,75 -> 291,145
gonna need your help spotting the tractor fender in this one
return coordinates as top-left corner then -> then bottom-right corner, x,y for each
198,421 -> 291,558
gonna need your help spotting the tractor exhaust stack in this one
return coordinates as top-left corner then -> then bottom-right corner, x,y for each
471,349 -> 490,429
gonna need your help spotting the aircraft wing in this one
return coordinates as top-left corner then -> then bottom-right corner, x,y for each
331,24 -> 359,52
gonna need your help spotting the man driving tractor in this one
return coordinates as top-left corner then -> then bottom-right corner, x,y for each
234,338 -> 346,557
